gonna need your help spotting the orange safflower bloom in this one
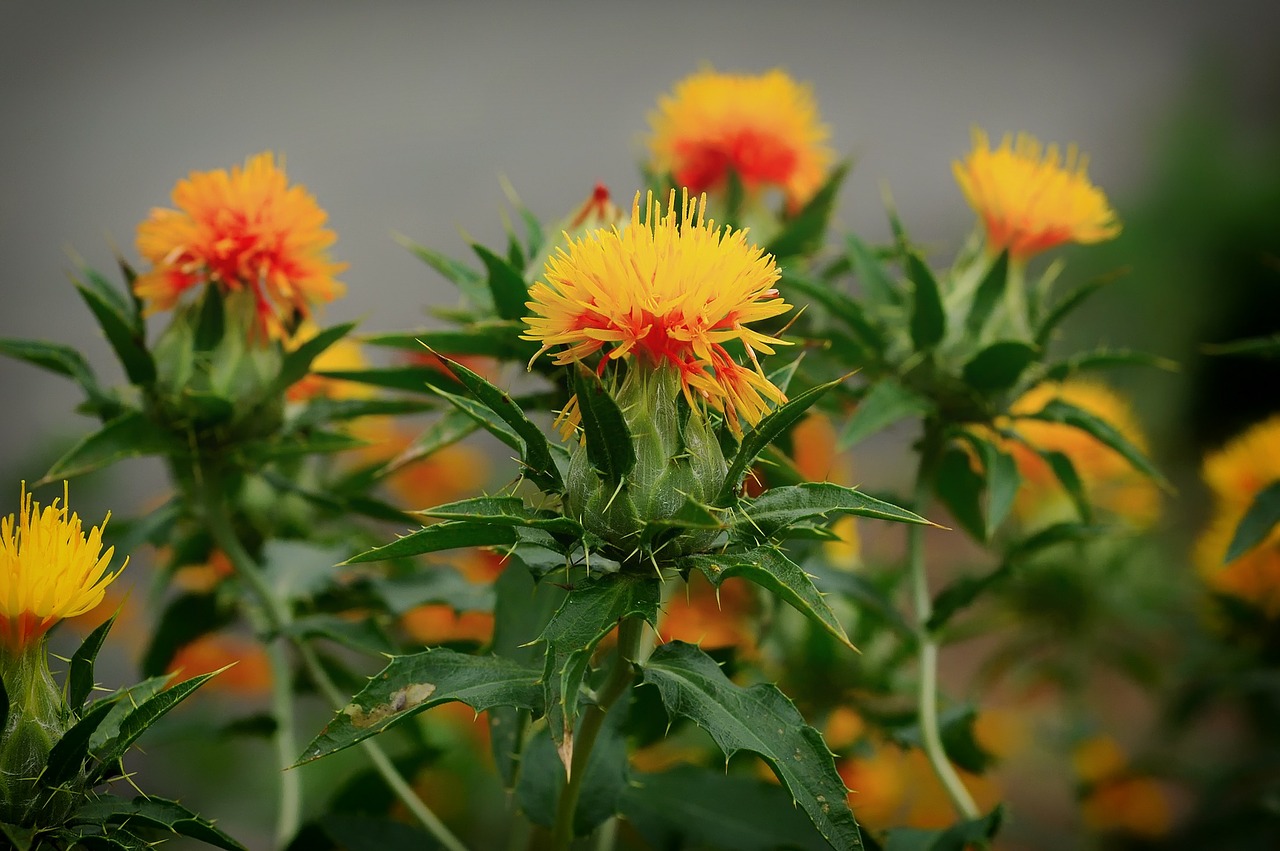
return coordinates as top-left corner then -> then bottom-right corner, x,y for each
135,152 -> 346,342
648,68 -> 834,210
522,190 -> 791,434
0,484 -> 123,649
1003,381 -> 1158,528
168,632 -> 272,694
658,572 -> 757,653
401,604 -> 494,646
1195,415 -> 1280,615
953,129 -> 1120,259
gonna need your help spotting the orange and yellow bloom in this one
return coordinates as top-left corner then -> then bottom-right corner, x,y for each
523,190 -> 791,434
0,484 -> 123,649
953,129 -> 1120,259
648,68 -> 834,211
1073,735 -> 1172,838
135,152 -> 346,342
1196,415 -> 1280,615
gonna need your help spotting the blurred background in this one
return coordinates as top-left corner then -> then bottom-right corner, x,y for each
2,1 -> 1280,847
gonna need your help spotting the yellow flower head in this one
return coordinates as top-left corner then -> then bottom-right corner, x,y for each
1005,380 -> 1158,527
647,68 -> 834,211
0,484 -> 124,649
134,152 -> 347,342
1195,415 -> 1280,616
953,129 -> 1120,259
522,190 -> 792,433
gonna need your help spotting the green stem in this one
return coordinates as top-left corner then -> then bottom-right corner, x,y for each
198,474 -> 469,851
908,441 -> 980,822
550,616 -> 645,851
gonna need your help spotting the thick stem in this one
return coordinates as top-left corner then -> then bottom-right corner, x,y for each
908,442 -> 981,822
198,475 -> 469,851
550,616 -> 645,851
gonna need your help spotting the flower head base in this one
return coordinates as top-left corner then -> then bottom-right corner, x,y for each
523,190 -> 791,434
1195,415 -> 1280,616
135,152 -> 346,342
953,129 -> 1120,260
0,484 -> 123,650
648,68 -> 834,211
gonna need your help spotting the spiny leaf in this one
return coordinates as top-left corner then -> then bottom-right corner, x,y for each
45,700 -> 116,787
574,367 -> 635,486
69,612 -> 117,710
736,482 -> 934,541
68,795 -> 247,851
906,251 -> 946,350
417,496 -> 583,536
40,410 -> 179,485
266,320 -> 358,397
641,642 -> 863,851
297,648 -> 542,764
0,338 -> 98,390
473,243 -> 530,321
342,521 -> 518,565
1021,398 -> 1170,491
89,670 -> 222,782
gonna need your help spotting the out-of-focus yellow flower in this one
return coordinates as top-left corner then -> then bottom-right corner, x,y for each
790,413 -> 862,567
135,152 -> 346,342
286,321 -> 375,403
648,68 -> 834,211
523,190 -> 790,435
0,484 -> 123,649
1073,735 -> 1171,839
658,572 -> 757,654
1002,380 -> 1159,528
354,418 -> 490,512
953,129 -> 1120,260
1196,415 -> 1280,615
168,632 -> 272,695
838,740 -> 1000,833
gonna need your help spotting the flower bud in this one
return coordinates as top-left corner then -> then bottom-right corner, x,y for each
566,367 -> 726,562
0,642 -> 72,825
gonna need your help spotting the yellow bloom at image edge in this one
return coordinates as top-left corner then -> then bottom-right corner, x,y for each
0,483 -> 123,649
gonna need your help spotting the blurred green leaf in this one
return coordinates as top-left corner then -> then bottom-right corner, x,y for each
372,407 -> 480,479
838,380 -> 931,449
419,496 -> 583,537
1226,480 -> 1280,562
1034,267 -> 1126,347
288,614 -> 396,656
641,642 -> 862,851
961,341 -> 1039,393
68,795 -> 247,851
964,251 -> 1009,338
907,252 -> 946,350
767,163 -> 849,259
40,411 -> 179,485
1203,333 -> 1280,358
296,648 -> 543,764
473,244 -> 530,322
1041,347 -> 1178,382
73,280 -> 155,387
314,365 -> 459,396
89,671 -> 222,783
785,275 -> 886,356
845,233 -> 902,306
927,565 -> 1011,633
290,397 -> 436,429
680,545 -> 853,649
807,561 -> 915,641
882,806 -> 1002,851
318,814 -> 438,851
370,565 -> 495,616
396,235 -> 489,307
1022,398 -> 1169,490
76,266 -> 138,330
574,366 -> 635,486
950,431 -> 1021,539
1035,449 -> 1093,524
0,338 -> 98,390
362,323 -> 534,360
933,445 -> 986,542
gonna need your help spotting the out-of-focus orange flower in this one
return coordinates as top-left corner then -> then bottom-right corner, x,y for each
790,413 -> 862,567
953,129 -> 1120,260
135,152 -> 346,342
451,548 -> 507,585
401,604 -> 493,646
167,632 -> 272,695
1072,735 -> 1171,839
173,548 -> 236,593
354,418 -> 491,511
658,572 -> 757,654
1195,415 -> 1280,616
286,321 -> 375,403
648,68 -> 834,211
838,746 -> 910,832
823,706 -> 866,751
1000,380 -> 1158,528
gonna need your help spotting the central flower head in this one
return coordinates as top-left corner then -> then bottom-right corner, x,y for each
953,129 -> 1120,260
0,484 -> 123,650
134,152 -> 347,342
522,189 -> 792,434
647,68 -> 834,211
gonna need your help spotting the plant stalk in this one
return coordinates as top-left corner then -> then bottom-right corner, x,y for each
908,443 -> 981,822
550,615 -> 645,851
199,475 -> 469,851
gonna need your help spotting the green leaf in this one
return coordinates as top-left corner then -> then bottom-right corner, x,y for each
473,244 -> 530,322
845,234 -> 902,306
961,341 -> 1039,393
716,378 -> 841,506
73,281 -> 155,387
290,397 -> 436,429
964,250 -> 1009,337
90,676 -> 172,752
362,323 -> 534,360
396,235 -> 490,307
418,496 -> 583,537
68,795 -> 247,851
623,766 -> 834,851
240,430 -> 367,461
45,700 -> 117,787
372,407 -> 480,478
1021,398 -> 1170,491
0,338 -> 98,390
806,561 -> 915,641
767,163 -> 849,259
89,671 -> 221,782
1036,449 -> 1093,524
737,482 -> 933,540
641,642 -> 862,851
933,445 -> 986,542
927,564 -> 1011,633
314,365 -> 459,396
40,410 -> 179,484
907,252 -> 946,350
1035,267 -> 1126,346
680,546 -> 853,649
574,367 -> 635,486
296,648 -> 543,764
950,431 -> 1021,539
1004,521 -> 1106,563
1042,348 -> 1178,382
371,564 -> 495,617
785,275 -> 886,356
537,573 -> 660,770
69,612 -> 117,710
429,352 -> 563,494
258,471 -> 415,526
838,380 -> 931,449
1226,480 -> 1280,562
77,265 -> 138,328
1203,333 -> 1280,358
288,614 -> 396,656
342,521 -> 518,565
